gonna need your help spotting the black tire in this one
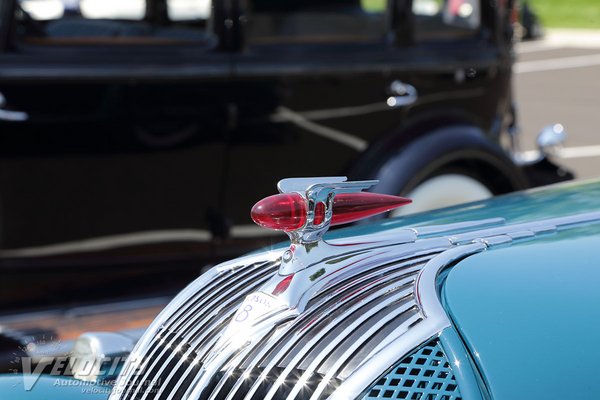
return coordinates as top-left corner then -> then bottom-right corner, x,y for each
369,126 -> 528,203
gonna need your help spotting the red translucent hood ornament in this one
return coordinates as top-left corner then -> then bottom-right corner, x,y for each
251,177 -> 411,244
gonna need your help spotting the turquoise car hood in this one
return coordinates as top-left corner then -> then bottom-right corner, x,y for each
436,181 -> 600,399
0,375 -> 110,399
327,179 -> 600,240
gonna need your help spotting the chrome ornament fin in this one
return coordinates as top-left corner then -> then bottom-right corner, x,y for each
277,176 -> 380,244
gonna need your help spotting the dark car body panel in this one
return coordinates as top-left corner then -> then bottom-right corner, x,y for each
0,0 -> 568,309
0,0 -> 513,244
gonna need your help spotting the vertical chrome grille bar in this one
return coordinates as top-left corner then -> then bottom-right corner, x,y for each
125,261 -> 278,400
152,272 -> 280,400
240,281 -> 417,400
305,311 -> 422,400
260,288 -> 416,400
164,261 -> 274,333
202,260 -> 424,400
204,260 -> 430,400
133,270 -> 274,400
112,268 -> 221,391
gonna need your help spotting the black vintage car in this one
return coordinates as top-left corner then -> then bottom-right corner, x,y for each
0,0 -> 567,307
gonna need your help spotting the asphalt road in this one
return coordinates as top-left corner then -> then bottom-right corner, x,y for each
515,29 -> 600,181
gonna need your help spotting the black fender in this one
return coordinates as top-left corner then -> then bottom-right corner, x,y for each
357,125 -> 529,196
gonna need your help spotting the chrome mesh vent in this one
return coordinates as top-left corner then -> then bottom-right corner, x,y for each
362,341 -> 461,400
111,251 -> 440,400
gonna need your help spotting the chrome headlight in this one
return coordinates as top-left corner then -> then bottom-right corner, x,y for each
69,332 -> 138,382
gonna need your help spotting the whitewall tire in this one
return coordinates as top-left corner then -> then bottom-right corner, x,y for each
391,174 -> 493,217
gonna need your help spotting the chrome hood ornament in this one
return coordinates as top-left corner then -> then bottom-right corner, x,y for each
257,177 -> 394,243
252,177 -> 410,245
207,178 -> 407,342
250,176 -> 411,293
201,178 -> 411,390
211,179 -> 406,331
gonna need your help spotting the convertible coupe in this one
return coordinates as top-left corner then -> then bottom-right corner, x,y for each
2,176 -> 600,400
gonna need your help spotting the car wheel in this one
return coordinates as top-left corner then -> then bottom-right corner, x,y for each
390,173 -> 493,217
360,125 -> 528,219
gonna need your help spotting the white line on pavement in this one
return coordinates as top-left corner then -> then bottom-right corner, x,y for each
558,145 -> 600,159
545,29 -> 600,49
516,29 -> 600,54
515,53 -> 600,73
516,41 -> 563,54
521,145 -> 600,160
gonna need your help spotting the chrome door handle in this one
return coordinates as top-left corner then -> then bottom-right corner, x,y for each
0,109 -> 28,122
386,80 -> 418,108
0,92 -> 28,121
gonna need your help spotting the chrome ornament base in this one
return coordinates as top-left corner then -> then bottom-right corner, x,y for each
277,177 -> 379,244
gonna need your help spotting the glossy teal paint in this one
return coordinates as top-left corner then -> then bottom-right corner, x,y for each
253,180 -> 600,253
443,224 -> 600,399
0,375 -> 110,399
438,328 -> 487,400
326,179 -> 600,240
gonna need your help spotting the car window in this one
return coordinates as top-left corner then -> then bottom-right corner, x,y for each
168,0 -> 210,21
0,1 -> 12,50
246,0 -> 388,44
14,0 -> 213,45
413,0 -> 481,42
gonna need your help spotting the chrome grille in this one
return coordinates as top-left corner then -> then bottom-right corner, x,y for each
112,258 -> 281,400
110,252 -> 439,400
361,341 -> 462,400
109,211 -> 600,400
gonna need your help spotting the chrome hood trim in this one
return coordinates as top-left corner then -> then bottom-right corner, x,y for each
110,212 -> 600,400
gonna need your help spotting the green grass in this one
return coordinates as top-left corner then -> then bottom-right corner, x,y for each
527,0 -> 600,29
363,0 -> 600,29
362,0 -> 386,13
